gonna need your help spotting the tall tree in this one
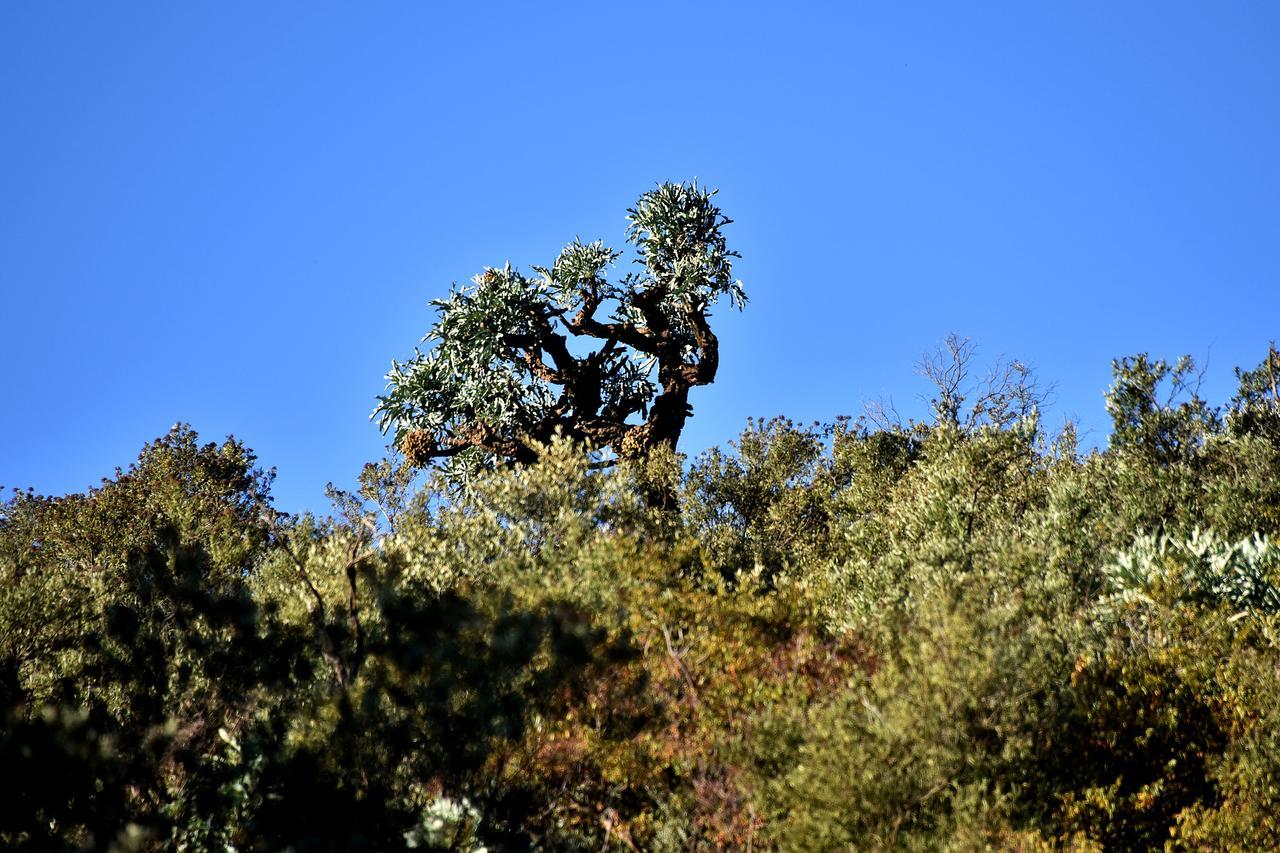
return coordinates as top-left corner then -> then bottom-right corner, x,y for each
374,181 -> 745,483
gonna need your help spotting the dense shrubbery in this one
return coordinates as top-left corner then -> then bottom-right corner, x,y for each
4,346 -> 1280,850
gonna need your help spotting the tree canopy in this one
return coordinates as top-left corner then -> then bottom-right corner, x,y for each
373,181 -> 745,484
7,344 -> 1280,849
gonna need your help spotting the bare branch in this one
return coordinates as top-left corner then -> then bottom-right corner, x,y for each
1269,340 -> 1279,406
916,334 -> 1050,431
917,334 -> 974,427
863,395 -> 903,431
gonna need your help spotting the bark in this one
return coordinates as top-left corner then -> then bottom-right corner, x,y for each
402,283 -> 719,476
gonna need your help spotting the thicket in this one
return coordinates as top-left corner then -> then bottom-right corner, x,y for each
3,345 -> 1280,851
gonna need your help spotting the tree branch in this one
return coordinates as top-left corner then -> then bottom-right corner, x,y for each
1269,340 -> 1279,407
566,289 -> 656,352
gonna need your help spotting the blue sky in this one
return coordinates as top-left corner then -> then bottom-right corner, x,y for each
3,3 -> 1278,514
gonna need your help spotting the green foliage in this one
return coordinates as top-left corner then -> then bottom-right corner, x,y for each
1106,353 -> 1218,465
374,180 -> 745,486
1104,530 -> 1280,615
6,342 -> 1280,849
1226,342 -> 1280,446
683,417 -> 831,582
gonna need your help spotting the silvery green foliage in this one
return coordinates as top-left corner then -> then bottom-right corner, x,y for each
373,181 -> 744,485
376,263 -> 565,484
624,181 -> 745,313
403,795 -> 483,850
1104,529 -> 1280,615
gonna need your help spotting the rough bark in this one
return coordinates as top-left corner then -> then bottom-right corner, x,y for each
400,283 -> 719,470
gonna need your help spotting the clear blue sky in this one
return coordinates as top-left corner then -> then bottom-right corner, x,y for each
3,3 -> 1278,515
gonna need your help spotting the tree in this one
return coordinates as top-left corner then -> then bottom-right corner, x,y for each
373,181 -> 745,483
1105,353 -> 1218,466
1227,341 -> 1280,446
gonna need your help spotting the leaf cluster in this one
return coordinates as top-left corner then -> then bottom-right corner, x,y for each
5,344 -> 1280,849
373,181 -> 745,487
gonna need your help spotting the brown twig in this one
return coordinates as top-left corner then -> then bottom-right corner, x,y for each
1268,340 -> 1279,406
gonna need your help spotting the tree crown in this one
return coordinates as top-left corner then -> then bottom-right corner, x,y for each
374,180 -> 744,484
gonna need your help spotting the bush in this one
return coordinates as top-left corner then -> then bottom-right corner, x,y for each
5,345 -> 1280,849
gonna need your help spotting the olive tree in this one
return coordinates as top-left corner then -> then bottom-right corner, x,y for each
374,181 -> 745,483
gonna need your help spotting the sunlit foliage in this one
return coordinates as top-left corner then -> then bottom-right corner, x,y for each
4,343 -> 1280,849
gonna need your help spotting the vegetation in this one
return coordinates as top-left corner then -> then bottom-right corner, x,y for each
4,340 -> 1280,850
374,181 -> 745,487
5,173 -> 1280,848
